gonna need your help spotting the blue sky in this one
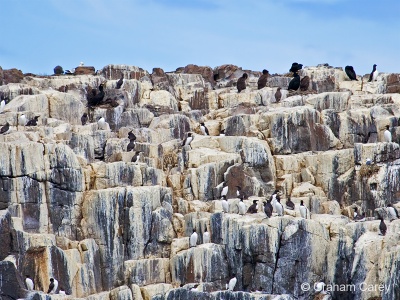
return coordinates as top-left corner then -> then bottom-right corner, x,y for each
1,0 -> 399,75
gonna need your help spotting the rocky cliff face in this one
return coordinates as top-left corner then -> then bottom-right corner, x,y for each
0,63 -> 400,300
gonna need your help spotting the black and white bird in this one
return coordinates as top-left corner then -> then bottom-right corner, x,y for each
238,198 -> 246,215
0,122 -> 10,134
368,64 -> 378,82
81,113 -> 88,125
26,116 -> 39,126
131,151 -> 141,163
182,133 -> 193,147
128,131 -> 136,141
247,200 -> 259,214
236,186 -> 247,199
274,198 -> 284,216
221,182 -> 228,199
384,125 -> 392,142
97,116 -> 106,130
387,204 -> 399,220
353,207 -> 359,220
200,122 -> 209,135
366,158 -> 372,165
190,229 -> 198,247
263,201 -> 272,218
220,129 -> 225,136
190,284 -> 200,292
25,275 -> 34,291
228,275 -> 237,291
127,139 -> 136,152
379,217 -> 387,236
285,197 -> 295,210
116,75 -> 124,89
0,100 -> 5,113
18,114 -> 27,126
47,278 -> 58,294
299,200 -> 309,219
221,196 -> 229,213
203,228 -> 210,244
345,66 -> 358,81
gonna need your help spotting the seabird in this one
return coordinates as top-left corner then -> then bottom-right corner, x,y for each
221,182 -> 228,198
190,229 -> 198,247
220,129 -> 225,136
0,100 -> 5,113
127,139 -> 136,152
182,133 -> 193,147
88,84 -> 105,106
270,190 -> 280,210
275,198 -> 284,216
285,197 -> 295,210
289,63 -> 303,73
353,207 -> 359,220
97,117 -> 106,130
47,278 -> 58,294
128,131 -> 137,141
228,275 -> 237,291
80,62 -> 84,66
200,122 -> 209,135
26,116 -> 39,126
299,200 -> 309,219
345,66 -> 358,81
116,75 -> 124,89
387,204 -> 399,220
366,158 -> 372,165
384,125 -> 392,142
299,76 -> 310,91
238,198 -> 246,215
247,200 -> 259,214
203,228 -> 210,244
275,88 -> 282,102
131,151 -> 141,163
221,196 -> 229,213
190,284 -> 200,292
288,73 -> 300,91
0,122 -> 10,134
18,114 -> 27,126
263,201 -> 272,218
368,64 -> 378,82
81,113 -> 88,125
237,73 -> 248,93
379,217 -> 387,236
257,69 -> 269,90
25,275 -> 34,291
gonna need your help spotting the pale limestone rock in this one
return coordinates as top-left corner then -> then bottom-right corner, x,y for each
124,258 -> 169,286
140,283 -> 173,300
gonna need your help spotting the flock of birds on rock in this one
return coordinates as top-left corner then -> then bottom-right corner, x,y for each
235,63 -> 380,98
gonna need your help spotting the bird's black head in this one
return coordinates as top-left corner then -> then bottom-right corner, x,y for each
50,278 -> 54,282
242,73 -> 248,79
277,87 -> 281,91
236,186 -> 241,190
192,228 -> 196,232
221,195 -> 226,200
300,200 -> 304,205
253,200 -> 258,204
386,125 -> 390,130
200,122 -> 205,126
35,116 -> 39,120
26,275 -> 30,278
204,228 -> 208,232
388,203 -> 392,207
262,69 -> 269,75
274,190 -> 279,194
188,133 -> 192,137
83,113 -> 87,117
373,64 -> 377,68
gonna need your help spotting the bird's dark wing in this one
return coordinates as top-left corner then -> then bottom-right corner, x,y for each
368,72 -> 373,82
48,282 -> 55,293
395,207 -> 400,218
205,126 -> 209,135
